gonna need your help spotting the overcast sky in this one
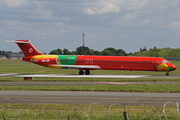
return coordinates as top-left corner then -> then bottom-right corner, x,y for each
0,0 -> 180,54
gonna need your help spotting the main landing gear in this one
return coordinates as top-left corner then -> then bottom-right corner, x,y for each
79,70 -> 90,75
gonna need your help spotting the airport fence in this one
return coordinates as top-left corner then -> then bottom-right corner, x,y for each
0,100 -> 179,120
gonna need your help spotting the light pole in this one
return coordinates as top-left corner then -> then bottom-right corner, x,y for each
82,33 -> 85,55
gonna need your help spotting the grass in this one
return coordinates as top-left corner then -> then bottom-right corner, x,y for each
1,84 -> 180,93
0,59 -> 180,75
0,59 -> 180,93
0,59 -> 180,119
0,103 -> 179,120
1,77 -> 180,82
0,59 -> 180,83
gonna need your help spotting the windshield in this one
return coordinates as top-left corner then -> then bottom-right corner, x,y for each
162,59 -> 169,63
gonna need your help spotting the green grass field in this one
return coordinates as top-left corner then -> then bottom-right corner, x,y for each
0,59 -> 180,119
0,59 -> 180,75
0,103 -> 179,120
0,84 -> 180,93
0,59 -> 180,93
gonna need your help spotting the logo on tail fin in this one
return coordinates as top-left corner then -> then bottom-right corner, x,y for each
29,48 -> 33,53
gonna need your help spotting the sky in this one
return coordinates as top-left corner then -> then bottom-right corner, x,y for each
0,0 -> 180,54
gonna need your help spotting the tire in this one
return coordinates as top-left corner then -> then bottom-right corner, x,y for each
79,70 -> 84,75
85,70 -> 90,75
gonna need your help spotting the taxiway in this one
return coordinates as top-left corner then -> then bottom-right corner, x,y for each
0,73 -> 148,78
0,73 -> 179,106
1,73 -> 180,79
0,81 -> 180,86
0,91 -> 179,106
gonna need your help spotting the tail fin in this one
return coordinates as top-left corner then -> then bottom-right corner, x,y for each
5,39 -> 43,57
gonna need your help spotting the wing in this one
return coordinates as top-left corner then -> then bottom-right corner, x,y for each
51,65 -> 101,69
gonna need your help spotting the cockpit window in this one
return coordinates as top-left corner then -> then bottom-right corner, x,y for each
162,60 -> 169,63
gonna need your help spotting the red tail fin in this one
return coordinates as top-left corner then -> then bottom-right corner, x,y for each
14,39 -> 43,57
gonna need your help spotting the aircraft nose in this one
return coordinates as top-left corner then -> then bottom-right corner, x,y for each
169,64 -> 177,71
172,65 -> 177,70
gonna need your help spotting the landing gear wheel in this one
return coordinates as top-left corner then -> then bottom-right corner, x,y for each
85,70 -> 90,75
166,73 -> 169,76
79,70 -> 84,75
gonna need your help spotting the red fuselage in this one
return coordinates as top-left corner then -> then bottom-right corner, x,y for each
75,55 -> 176,71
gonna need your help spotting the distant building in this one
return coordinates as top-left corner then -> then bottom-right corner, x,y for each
0,55 -> 7,59
166,57 -> 180,61
0,52 -> 24,59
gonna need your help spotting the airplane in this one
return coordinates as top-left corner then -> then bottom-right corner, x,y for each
5,39 -> 177,76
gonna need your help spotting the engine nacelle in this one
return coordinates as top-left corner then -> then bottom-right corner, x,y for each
33,58 -> 59,66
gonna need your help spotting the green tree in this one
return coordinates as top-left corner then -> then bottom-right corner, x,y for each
89,49 -> 94,55
76,46 -> 90,55
49,48 -> 62,55
116,49 -> 126,56
57,49 -> 62,55
142,47 -> 147,51
49,50 -> 58,55
71,51 -> 78,55
63,48 -> 72,55
94,50 -> 102,55
104,47 -> 116,55
139,47 -> 143,52
102,49 -> 112,56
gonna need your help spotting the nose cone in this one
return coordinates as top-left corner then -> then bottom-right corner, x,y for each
171,65 -> 177,70
168,64 -> 177,71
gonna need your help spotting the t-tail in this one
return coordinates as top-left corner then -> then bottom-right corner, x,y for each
5,39 -> 43,57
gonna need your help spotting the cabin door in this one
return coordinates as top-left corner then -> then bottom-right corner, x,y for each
156,61 -> 160,67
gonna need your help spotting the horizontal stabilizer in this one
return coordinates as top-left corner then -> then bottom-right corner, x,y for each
4,40 -> 29,44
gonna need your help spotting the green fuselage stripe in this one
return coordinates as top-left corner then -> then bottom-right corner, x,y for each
57,55 -> 77,65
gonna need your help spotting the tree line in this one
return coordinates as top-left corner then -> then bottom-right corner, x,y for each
0,51 -> 12,55
2,46 -> 180,58
49,46 -> 127,56
49,46 -> 180,58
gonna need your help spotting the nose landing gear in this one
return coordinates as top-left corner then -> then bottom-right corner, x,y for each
166,72 -> 169,76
